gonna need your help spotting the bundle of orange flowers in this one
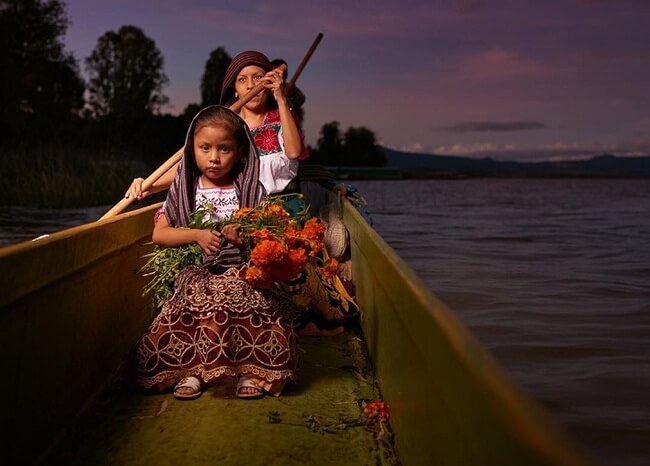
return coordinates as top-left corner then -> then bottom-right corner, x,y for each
234,199 -> 339,289
141,195 -> 338,306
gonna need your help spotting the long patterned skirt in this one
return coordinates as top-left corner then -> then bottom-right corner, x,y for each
134,265 -> 300,391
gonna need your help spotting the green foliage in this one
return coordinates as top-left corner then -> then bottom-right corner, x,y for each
140,242 -> 205,308
342,126 -> 386,167
85,25 -> 168,124
0,143 -> 142,207
0,0 -> 85,142
139,202 -> 221,307
182,103 -> 203,123
201,47 -> 231,106
306,121 -> 342,165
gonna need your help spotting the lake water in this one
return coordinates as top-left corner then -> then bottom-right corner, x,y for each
353,178 -> 650,466
0,205 -> 109,245
1,178 -> 649,466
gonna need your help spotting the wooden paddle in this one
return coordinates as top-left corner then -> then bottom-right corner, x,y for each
287,32 -> 323,92
98,67 -> 283,220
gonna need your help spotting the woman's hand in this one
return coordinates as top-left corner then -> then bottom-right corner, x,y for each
222,223 -> 245,248
263,68 -> 286,104
125,177 -> 148,201
195,229 -> 225,254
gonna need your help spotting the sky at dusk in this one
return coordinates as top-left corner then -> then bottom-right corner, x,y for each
62,0 -> 650,161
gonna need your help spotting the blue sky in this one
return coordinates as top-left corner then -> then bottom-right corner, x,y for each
63,0 -> 650,161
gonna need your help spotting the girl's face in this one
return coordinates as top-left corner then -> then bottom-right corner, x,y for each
193,124 -> 240,187
235,65 -> 268,111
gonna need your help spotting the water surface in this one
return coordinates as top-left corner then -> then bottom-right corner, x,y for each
354,179 -> 650,466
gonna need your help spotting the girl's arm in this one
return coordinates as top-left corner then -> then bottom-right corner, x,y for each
125,162 -> 178,200
152,213 -> 225,254
266,69 -> 303,160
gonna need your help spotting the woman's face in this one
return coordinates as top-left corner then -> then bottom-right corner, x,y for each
193,124 -> 240,187
234,65 -> 268,111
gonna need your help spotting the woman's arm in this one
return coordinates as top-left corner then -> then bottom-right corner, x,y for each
152,214 -> 224,254
266,69 -> 303,160
125,162 -> 178,200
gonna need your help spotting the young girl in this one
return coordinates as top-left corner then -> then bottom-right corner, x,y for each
133,106 -> 299,400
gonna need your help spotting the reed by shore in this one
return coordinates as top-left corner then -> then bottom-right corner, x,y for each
0,144 -> 146,208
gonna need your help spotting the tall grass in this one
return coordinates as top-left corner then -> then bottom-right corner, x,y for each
0,144 -> 149,208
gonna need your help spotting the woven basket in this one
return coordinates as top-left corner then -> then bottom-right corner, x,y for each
321,192 -> 348,259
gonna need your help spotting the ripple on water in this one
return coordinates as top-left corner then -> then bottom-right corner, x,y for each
354,179 -> 650,466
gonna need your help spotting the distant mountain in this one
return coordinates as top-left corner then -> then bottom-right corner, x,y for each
381,148 -> 650,178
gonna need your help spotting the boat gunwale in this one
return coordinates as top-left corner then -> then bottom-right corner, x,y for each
0,203 -> 163,309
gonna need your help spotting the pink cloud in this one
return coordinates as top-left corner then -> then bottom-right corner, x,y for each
453,49 -> 553,81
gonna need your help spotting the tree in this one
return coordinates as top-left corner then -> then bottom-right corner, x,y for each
200,47 -> 231,106
311,121 -> 344,165
85,25 -> 168,125
311,121 -> 387,167
0,0 -> 84,141
342,126 -> 386,167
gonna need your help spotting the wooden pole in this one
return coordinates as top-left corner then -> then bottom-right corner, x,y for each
288,32 -> 323,88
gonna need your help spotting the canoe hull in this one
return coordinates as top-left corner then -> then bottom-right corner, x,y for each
0,200 -> 594,465
0,204 -> 159,464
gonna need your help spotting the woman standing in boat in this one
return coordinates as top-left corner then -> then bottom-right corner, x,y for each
133,105 -> 299,400
220,50 -> 309,196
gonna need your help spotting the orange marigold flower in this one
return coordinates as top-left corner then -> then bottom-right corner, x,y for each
251,228 -> 276,242
234,207 -> 255,219
243,265 -> 274,288
307,239 -> 324,257
284,226 -> 304,247
251,239 -> 287,267
302,218 -> 326,241
271,247 -> 310,281
363,400 -> 389,422
288,247 -> 309,267
319,257 -> 339,277
265,204 -> 290,219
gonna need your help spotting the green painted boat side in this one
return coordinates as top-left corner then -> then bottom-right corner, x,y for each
0,204 -> 160,464
341,199 -> 595,465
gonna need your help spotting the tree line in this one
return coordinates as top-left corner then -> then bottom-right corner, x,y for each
0,0 -> 385,170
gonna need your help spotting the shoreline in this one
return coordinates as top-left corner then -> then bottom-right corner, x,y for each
325,166 -> 650,180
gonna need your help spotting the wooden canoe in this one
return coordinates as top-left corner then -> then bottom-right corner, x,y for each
0,199 -> 595,465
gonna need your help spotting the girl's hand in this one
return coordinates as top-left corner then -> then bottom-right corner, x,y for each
195,229 -> 224,254
222,223 -> 245,248
262,68 -> 286,104
125,177 -> 148,200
